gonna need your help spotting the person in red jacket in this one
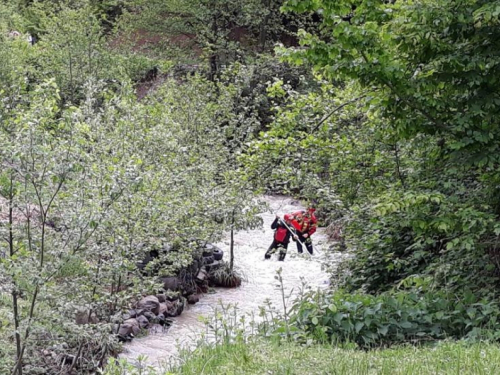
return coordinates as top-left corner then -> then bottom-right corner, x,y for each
265,215 -> 297,261
288,207 -> 317,255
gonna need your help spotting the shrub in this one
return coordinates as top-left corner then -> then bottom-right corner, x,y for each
209,262 -> 244,288
288,289 -> 500,347
338,190 -> 500,295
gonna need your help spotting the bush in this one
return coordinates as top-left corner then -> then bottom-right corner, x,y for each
337,189 -> 500,295
288,289 -> 500,347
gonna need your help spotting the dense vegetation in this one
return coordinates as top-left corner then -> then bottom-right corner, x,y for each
0,1 -> 267,373
2,0 -> 500,373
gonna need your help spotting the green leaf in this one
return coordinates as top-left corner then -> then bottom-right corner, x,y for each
378,325 -> 389,336
355,322 -> 364,333
400,321 -> 413,329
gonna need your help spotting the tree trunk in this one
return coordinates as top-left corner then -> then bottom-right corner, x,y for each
209,15 -> 219,81
209,53 -> 218,82
393,142 -> 406,190
259,0 -> 271,52
230,212 -> 235,271
8,173 -> 22,375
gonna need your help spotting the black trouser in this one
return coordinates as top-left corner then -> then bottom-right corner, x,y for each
265,240 -> 288,261
296,233 -> 313,255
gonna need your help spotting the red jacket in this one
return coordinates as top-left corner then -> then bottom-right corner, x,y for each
286,210 -> 317,236
271,217 -> 293,244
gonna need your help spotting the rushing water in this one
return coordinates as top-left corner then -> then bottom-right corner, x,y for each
120,195 -> 340,369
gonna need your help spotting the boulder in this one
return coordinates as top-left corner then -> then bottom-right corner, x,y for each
165,298 -> 185,317
187,294 -> 200,305
118,318 -> 140,337
136,315 -> 149,329
197,281 -> 209,294
137,295 -> 160,315
196,266 -> 208,281
156,313 -> 166,326
157,314 -> 174,327
165,318 -> 174,326
205,260 -> 221,272
123,309 -> 142,320
159,302 -> 170,315
156,294 -> 167,303
143,311 -> 156,322
161,277 -> 180,292
183,280 -> 196,296
213,248 -> 224,261
202,243 -> 215,257
166,293 -> 180,302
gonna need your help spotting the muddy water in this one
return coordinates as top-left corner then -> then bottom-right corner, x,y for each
120,195 -> 339,369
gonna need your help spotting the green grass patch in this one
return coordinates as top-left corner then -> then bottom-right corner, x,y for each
170,340 -> 500,375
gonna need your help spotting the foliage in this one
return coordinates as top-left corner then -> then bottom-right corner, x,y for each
286,288 -> 500,347
0,18 -> 265,372
242,79 -> 384,207
2,1 -> 158,105
8,0 -> 500,372
341,188 -> 500,293
216,56 -> 315,137
174,340 -> 500,375
281,0 -> 500,166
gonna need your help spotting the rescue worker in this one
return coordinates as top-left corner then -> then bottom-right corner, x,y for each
288,207 -> 317,255
265,214 -> 297,261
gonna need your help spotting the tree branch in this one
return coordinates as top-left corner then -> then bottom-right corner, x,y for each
306,92 -> 371,136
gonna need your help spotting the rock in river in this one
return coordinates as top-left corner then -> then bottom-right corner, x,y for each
137,295 -> 160,315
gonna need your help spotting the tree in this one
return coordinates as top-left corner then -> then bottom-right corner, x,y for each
281,0 -> 500,167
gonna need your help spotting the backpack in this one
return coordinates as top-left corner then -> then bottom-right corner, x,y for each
274,226 -> 288,243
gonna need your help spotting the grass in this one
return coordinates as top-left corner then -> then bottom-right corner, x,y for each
170,339 -> 500,375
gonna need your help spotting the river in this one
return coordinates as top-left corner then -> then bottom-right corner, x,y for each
119,195 -> 340,370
